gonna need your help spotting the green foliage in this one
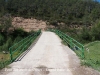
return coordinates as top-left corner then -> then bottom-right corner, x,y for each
0,37 -> 12,51
80,27 -> 91,41
91,21 -> 100,40
0,29 -> 30,52
0,15 -> 12,39
0,34 -> 4,45
84,41 -> 100,71
0,0 -> 98,25
12,28 -> 28,38
13,36 -> 23,44
71,21 -> 100,43
61,21 -> 100,44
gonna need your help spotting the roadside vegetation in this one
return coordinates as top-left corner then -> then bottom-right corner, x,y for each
60,20 -> 100,44
84,41 -> 100,71
0,16 -> 36,69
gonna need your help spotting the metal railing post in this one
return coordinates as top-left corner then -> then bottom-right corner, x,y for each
82,46 -> 85,59
48,29 -> 85,59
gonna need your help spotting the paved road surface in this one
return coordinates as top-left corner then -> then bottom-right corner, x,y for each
0,32 -> 100,75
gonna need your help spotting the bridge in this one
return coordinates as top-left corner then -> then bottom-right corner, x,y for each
0,29 -> 99,75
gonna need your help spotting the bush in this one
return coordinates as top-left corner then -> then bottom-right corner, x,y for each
13,36 -> 23,44
12,28 -> 28,38
0,28 -> 30,52
91,21 -> 100,40
79,21 -> 100,43
0,34 -> 4,45
80,27 -> 91,41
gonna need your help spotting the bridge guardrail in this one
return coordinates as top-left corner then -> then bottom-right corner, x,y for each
9,30 -> 41,62
0,30 -> 41,69
48,29 -> 85,59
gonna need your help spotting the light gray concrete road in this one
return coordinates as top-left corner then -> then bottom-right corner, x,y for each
0,32 -> 100,75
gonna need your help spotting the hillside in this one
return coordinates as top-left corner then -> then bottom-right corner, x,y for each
12,17 -> 47,32
0,0 -> 100,43
0,0 -> 100,26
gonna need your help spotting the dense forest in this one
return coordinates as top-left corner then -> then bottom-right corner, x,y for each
0,0 -> 100,45
0,0 -> 100,24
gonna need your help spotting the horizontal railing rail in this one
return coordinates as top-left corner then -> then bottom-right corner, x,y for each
48,29 -> 85,59
9,30 -> 41,62
0,30 -> 41,69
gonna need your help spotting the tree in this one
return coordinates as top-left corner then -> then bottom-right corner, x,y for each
0,15 -> 12,37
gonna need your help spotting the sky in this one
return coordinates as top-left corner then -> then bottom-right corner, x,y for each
97,0 -> 100,2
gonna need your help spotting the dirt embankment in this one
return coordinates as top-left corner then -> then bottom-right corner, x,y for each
12,17 -> 55,32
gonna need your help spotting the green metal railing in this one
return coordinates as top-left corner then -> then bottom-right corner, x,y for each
9,30 -> 41,62
48,29 -> 100,71
49,29 -> 85,59
0,30 -> 41,69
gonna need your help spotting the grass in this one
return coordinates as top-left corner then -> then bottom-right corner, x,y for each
0,52 -> 11,69
56,29 -> 100,71
61,36 -> 100,71
84,41 -> 100,71
0,52 -> 10,61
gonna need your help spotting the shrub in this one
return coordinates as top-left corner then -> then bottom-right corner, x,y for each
12,28 -> 28,38
91,21 -> 100,40
0,34 -> 4,45
13,36 -> 23,44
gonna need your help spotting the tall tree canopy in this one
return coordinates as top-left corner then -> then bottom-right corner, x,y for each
0,0 -> 100,25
